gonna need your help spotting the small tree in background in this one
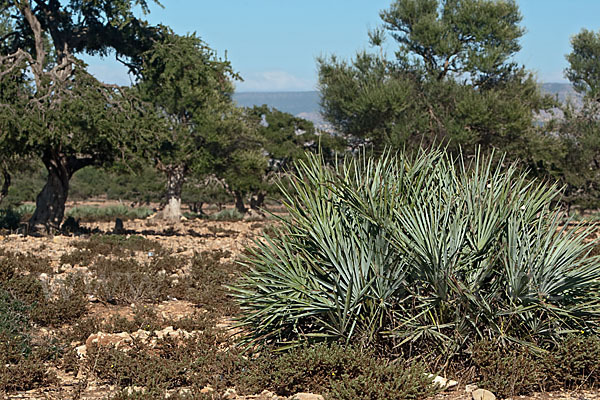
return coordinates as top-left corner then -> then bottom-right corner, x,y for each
554,28 -> 600,210
201,107 -> 267,214
243,105 -> 344,210
136,29 -> 239,220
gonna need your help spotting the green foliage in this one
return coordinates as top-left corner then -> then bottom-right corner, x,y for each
66,204 -> 153,222
0,208 -> 22,230
380,0 -> 523,79
318,0 -> 552,165
70,166 -> 165,204
181,176 -> 230,212
209,208 -> 245,221
137,29 -> 238,172
566,28 -> 600,101
234,150 -> 600,354
237,343 -> 435,399
0,0 -> 165,228
555,28 -> 600,210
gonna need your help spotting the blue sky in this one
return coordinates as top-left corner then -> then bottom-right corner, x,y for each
83,0 -> 600,92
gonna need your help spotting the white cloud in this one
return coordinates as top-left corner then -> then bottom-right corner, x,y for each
236,70 -> 315,92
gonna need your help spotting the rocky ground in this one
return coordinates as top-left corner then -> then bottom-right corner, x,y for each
1,214 -> 600,400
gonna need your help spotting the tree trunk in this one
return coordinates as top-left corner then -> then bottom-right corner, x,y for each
234,190 -> 247,214
160,165 -> 186,221
28,152 -> 90,232
0,166 -> 10,205
249,191 -> 266,210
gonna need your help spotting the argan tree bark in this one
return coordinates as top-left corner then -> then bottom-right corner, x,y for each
249,191 -> 266,210
234,190 -> 247,214
29,151 -> 92,231
0,166 -> 11,205
159,164 -> 186,221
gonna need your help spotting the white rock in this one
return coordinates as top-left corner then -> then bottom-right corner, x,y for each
428,374 -> 458,390
200,386 -> 213,394
291,394 -> 325,400
223,388 -> 237,399
126,386 -> 145,395
465,384 -> 478,393
75,344 -> 87,358
472,388 -> 496,400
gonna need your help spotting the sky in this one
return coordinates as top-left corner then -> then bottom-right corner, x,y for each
83,0 -> 600,92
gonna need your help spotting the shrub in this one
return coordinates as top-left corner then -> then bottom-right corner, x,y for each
88,330 -> 243,392
209,208 -> 244,221
237,343 -> 435,399
0,289 -> 58,392
0,208 -> 22,230
546,334 -> 600,389
233,149 -> 600,354
89,257 -> 173,305
177,250 -> 242,314
66,204 -> 153,222
471,340 -> 542,397
74,234 -> 164,257
31,274 -> 88,326
0,289 -> 30,359
0,252 -> 52,276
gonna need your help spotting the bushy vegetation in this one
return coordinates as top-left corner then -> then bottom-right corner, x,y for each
66,205 -> 153,222
234,149 -> 600,355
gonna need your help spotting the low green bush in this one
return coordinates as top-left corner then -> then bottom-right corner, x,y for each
237,343 -> 435,399
66,204 -> 153,222
209,208 -> 244,221
175,250 -> 243,315
73,234 -> 164,257
233,149 -> 600,355
0,208 -> 22,230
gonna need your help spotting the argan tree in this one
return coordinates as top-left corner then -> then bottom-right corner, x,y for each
318,0 -> 552,164
555,28 -> 600,209
0,0 -> 163,231
201,107 -> 267,215
243,105 -> 345,210
566,28 -> 600,102
136,30 -> 240,220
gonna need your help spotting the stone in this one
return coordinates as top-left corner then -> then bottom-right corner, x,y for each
200,386 -> 214,394
291,394 -> 325,400
428,374 -> 458,390
223,388 -> 237,399
471,388 -> 496,400
126,386 -> 145,395
75,344 -> 87,358
465,384 -> 478,393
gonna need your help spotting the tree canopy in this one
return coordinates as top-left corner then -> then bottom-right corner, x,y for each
0,0 -> 163,230
566,28 -> 600,102
318,0 -> 552,166
135,29 -> 240,219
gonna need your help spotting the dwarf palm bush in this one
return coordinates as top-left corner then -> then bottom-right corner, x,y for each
233,149 -> 600,353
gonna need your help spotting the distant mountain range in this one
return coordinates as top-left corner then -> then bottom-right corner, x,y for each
233,83 -> 581,129
540,83 -> 581,105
